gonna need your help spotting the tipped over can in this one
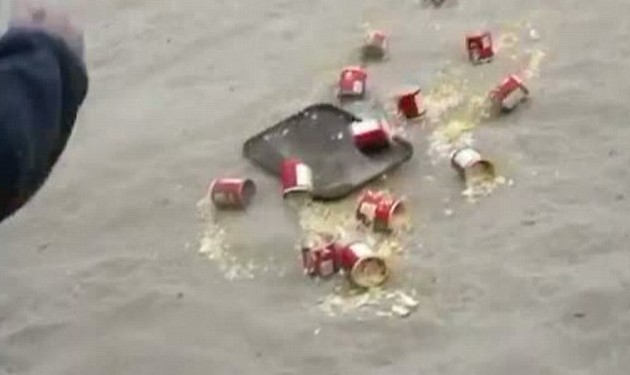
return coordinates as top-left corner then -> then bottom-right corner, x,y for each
338,66 -> 368,98
450,147 -> 496,185
351,118 -> 392,152
281,158 -> 313,198
338,242 -> 389,288
356,190 -> 405,232
490,74 -> 529,112
396,86 -> 426,120
362,30 -> 387,61
466,31 -> 494,64
209,178 -> 256,209
299,232 -> 339,278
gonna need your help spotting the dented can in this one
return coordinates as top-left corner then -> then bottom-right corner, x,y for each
490,74 -> 529,112
466,31 -> 494,64
356,190 -> 405,232
362,30 -> 387,60
397,86 -> 426,120
281,158 -> 313,197
450,147 -> 496,184
351,118 -> 391,152
338,66 -> 368,98
299,232 -> 339,278
338,242 -> 389,288
209,178 -> 256,209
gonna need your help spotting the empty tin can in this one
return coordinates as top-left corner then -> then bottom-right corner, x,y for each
281,158 -> 313,197
397,86 -> 426,120
466,31 -> 494,64
299,232 -> 339,278
209,178 -> 256,209
362,30 -> 387,60
338,242 -> 389,288
338,66 -> 368,98
356,190 -> 405,232
490,74 -> 529,112
450,147 -> 496,184
351,118 -> 391,152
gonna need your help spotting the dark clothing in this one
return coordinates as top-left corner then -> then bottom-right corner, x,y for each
0,28 -> 88,222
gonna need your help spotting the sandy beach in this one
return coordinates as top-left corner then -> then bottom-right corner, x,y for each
2,0 -> 630,374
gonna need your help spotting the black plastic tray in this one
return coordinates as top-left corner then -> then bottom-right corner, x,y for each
243,103 -> 414,200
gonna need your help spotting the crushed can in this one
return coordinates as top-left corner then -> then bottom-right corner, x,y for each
396,86 -> 426,120
281,158 -> 313,197
351,118 -> 391,152
299,232 -> 339,278
338,242 -> 389,288
450,147 -> 496,185
209,178 -> 256,209
338,66 -> 368,98
490,74 -> 529,112
362,30 -> 387,61
356,190 -> 405,232
466,31 -> 494,64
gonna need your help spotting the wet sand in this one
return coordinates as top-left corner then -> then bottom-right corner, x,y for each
2,0 -> 630,374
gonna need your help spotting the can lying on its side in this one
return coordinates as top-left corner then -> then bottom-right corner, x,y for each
490,74 -> 529,112
209,178 -> 256,210
351,118 -> 392,153
362,30 -> 388,61
356,190 -> 405,232
338,242 -> 389,288
396,86 -> 426,120
450,147 -> 496,185
281,158 -> 313,198
299,231 -> 339,279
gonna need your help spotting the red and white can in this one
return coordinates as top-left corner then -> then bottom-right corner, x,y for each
396,86 -> 426,120
299,232 -> 339,278
490,74 -> 529,112
356,190 -> 405,232
338,242 -> 389,288
450,147 -> 496,183
208,178 -> 256,209
351,118 -> 391,152
466,31 -> 494,64
362,30 -> 388,60
281,158 -> 313,197
338,66 -> 368,98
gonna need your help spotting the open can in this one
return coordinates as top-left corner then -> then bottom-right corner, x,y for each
299,232 -> 339,278
351,118 -> 391,152
450,147 -> 496,185
356,190 -> 405,232
338,242 -> 389,288
338,66 -> 368,98
490,74 -> 529,112
466,31 -> 494,64
362,30 -> 387,61
209,178 -> 256,209
281,158 -> 313,197
396,86 -> 426,120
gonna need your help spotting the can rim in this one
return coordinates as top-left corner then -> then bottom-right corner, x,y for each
350,255 -> 389,288
239,179 -> 257,207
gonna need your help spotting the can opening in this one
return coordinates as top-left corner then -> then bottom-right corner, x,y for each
464,160 -> 496,186
240,179 -> 257,207
350,256 -> 389,288
388,200 -> 406,229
